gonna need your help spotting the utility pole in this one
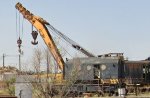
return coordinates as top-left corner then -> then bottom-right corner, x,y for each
3,54 -> 5,68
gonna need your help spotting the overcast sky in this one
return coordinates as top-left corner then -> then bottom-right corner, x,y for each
1,0 -> 150,68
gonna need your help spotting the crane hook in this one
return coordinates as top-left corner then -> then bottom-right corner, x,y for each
17,37 -> 22,53
31,30 -> 38,45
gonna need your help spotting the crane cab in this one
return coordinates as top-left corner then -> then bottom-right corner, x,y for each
65,54 -> 125,93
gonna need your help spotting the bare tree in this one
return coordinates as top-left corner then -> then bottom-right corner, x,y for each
32,48 -> 43,74
28,47 -> 82,98
59,58 -> 81,97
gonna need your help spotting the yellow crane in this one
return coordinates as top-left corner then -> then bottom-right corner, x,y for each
15,2 -> 128,95
15,2 -> 96,79
15,2 -> 65,78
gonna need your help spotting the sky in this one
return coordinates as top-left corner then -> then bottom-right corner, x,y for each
1,0 -> 150,69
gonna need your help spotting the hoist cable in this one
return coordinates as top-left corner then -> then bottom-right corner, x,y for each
47,24 -> 95,57
47,24 -> 76,45
19,12 -> 21,37
15,9 -> 18,39
32,24 -> 33,31
21,17 -> 24,39
47,25 -> 87,57
48,28 -> 73,58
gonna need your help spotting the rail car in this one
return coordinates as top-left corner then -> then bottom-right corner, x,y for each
124,60 -> 150,85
